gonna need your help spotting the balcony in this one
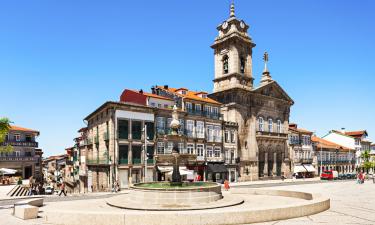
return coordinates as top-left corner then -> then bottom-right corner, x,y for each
0,156 -> 37,162
294,158 -> 313,164
147,159 -> 154,164
187,110 -> 203,116
2,141 -> 38,148
118,159 -> 128,165
256,131 -> 288,139
133,158 -> 142,164
204,112 -> 220,120
86,158 -> 109,165
103,132 -> 109,141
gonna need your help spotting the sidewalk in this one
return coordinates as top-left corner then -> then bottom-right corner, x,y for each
229,177 -> 321,187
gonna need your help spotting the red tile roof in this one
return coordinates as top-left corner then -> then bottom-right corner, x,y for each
157,86 -> 221,105
10,125 -> 39,135
345,130 -> 367,137
312,136 -> 353,151
143,92 -> 174,101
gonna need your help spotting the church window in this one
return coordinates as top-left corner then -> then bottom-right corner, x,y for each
277,120 -> 282,133
258,117 -> 264,131
268,118 -> 273,132
240,57 -> 245,73
223,55 -> 229,74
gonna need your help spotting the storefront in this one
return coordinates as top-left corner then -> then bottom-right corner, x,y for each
207,163 -> 228,183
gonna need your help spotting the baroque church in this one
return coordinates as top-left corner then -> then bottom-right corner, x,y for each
209,3 -> 294,181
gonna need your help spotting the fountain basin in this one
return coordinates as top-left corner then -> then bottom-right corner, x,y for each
129,182 -> 222,205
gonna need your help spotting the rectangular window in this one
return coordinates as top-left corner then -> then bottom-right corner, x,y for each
186,102 -> 193,112
196,121 -> 205,138
157,142 -> 164,154
158,104 -> 162,108
195,104 -> 201,113
25,135 -> 32,142
145,122 -> 154,140
225,131 -> 229,143
131,121 -> 142,140
118,120 -> 129,139
214,147 -> 221,158
178,119 -> 184,135
204,105 -> 211,116
178,143 -> 185,154
164,104 -> 168,109
214,126 -> 221,142
225,150 -> 230,163
14,134 -> 21,142
187,143 -> 194,154
197,144 -> 204,157
230,131 -> 235,143
147,145 -> 154,160
156,117 -> 165,134
206,125 -> 214,142
132,145 -> 142,163
119,145 -> 129,164
166,142 -> 173,154
206,146 -> 213,158
212,107 -> 219,117
186,120 -> 195,138
151,102 -> 156,107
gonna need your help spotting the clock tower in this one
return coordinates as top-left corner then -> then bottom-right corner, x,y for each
212,3 -> 256,93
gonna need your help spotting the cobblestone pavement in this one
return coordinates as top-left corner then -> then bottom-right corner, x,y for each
1,180 -> 374,225
251,180 -> 375,225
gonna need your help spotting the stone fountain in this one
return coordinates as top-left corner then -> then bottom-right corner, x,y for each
106,105 -> 244,210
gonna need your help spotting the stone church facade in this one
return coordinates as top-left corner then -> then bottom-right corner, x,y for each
209,3 -> 294,181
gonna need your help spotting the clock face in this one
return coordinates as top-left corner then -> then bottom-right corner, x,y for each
240,21 -> 245,29
222,22 -> 228,29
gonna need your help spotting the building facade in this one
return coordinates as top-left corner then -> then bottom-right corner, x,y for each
208,3 -> 294,181
288,124 -> 315,177
312,136 -> 355,174
1,126 -> 41,180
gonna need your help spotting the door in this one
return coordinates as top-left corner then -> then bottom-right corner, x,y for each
87,170 -> 93,192
119,169 -> 128,188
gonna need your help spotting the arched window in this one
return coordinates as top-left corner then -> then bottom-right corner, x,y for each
240,56 -> 245,74
268,118 -> 273,132
277,120 -> 282,133
223,55 -> 229,74
258,117 -> 264,131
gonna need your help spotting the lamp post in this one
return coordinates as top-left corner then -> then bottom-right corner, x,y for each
143,125 -> 148,183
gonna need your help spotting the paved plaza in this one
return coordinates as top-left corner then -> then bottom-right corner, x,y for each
0,180 -> 374,225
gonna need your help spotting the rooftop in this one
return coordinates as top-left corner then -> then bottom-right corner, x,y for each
10,125 -> 39,135
157,86 -> 221,105
312,136 -> 353,151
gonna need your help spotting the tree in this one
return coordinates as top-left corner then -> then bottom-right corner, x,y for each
0,118 -> 13,153
361,150 -> 371,173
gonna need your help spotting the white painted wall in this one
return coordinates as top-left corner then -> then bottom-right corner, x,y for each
147,97 -> 174,109
323,132 -> 355,149
115,110 -> 154,121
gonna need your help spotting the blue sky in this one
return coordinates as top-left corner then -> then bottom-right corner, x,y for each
1,0 -> 374,156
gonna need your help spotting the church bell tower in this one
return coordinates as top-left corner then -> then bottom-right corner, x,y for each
212,2 -> 256,93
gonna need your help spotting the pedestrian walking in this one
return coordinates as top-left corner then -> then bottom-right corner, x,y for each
224,179 -> 230,191
59,182 -> 67,196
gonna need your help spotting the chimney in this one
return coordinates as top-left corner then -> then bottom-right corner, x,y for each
164,85 -> 169,89
151,86 -> 156,94
341,128 -> 346,134
139,89 -> 143,94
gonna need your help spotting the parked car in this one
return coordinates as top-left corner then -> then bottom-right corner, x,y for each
45,186 -> 54,195
320,170 -> 338,180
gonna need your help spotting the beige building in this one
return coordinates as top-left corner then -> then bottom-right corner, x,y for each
1,125 -> 42,180
209,3 -> 294,181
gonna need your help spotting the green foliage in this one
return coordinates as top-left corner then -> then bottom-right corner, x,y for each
0,118 -> 13,153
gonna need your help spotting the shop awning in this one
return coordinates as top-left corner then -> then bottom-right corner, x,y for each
207,164 -> 228,173
293,165 -> 307,173
302,164 -> 316,173
167,168 -> 193,176
157,166 -> 187,173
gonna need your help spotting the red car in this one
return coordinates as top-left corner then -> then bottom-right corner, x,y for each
320,170 -> 338,180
